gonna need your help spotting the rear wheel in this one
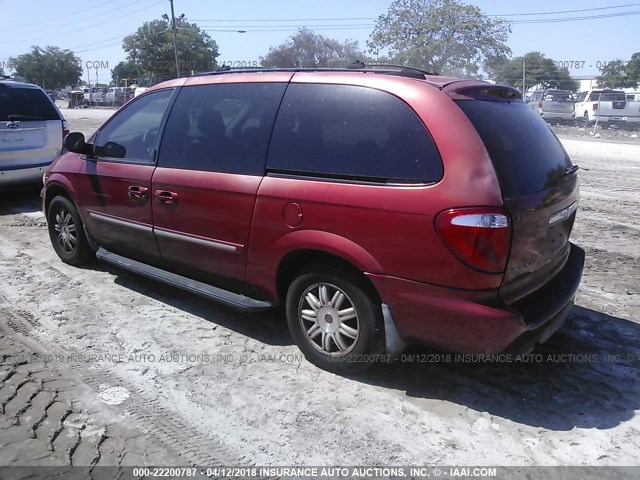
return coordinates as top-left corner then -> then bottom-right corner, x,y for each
286,266 -> 383,373
47,196 -> 94,266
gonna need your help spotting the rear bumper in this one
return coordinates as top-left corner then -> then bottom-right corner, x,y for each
0,162 -> 50,187
541,111 -> 574,120
367,243 -> 585,354
596,115 -> 636,123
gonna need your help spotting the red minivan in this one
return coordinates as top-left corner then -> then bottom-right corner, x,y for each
42,66 -> 584,372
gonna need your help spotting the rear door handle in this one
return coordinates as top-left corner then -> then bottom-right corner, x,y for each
154,190 -> 178,205
128,186 -> 148,200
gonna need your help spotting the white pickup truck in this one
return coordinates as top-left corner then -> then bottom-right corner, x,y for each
575,89 -> 640,127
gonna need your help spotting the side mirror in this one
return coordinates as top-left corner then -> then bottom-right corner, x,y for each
64,132 -> 93,155
100,141 -> 127,159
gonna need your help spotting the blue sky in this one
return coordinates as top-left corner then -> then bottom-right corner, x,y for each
1,0 -> 638,84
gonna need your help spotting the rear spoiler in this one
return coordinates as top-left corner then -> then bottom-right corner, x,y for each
443,81 -> 523,102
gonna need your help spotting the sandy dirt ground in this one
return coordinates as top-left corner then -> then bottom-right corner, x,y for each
0,108 -> 639,468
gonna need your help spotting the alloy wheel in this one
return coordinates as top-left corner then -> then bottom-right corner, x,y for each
298,282 -> 360,356
54,209 -> 77,254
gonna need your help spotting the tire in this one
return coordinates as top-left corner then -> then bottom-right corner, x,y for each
47,196 -> 94,266
286,266 -> 384,374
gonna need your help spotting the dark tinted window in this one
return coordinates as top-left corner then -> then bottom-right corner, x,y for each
456,100 -> 572,198
575,92 -> 587,102
95,89 -> 173,163
545,90 -> 573,102
601,91 -> 626,101
0,84 -> 59,121
157,83 -> 287,175
267,84 -> 442,183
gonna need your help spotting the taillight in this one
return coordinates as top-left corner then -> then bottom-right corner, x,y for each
435,208 -> 511,274
593,104 -> 598,111
62,119 -> 69,139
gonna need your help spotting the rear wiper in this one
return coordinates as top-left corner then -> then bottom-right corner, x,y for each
564,165 -> 579,176
7,114 -> 48,121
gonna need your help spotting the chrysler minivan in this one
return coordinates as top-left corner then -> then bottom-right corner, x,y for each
42,66 -> 584,372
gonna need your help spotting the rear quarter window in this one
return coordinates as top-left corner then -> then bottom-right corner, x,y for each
455,100 -> 572,198
0,84 -> 60,121
267,84 -> 443,184
600,92 -> 626,101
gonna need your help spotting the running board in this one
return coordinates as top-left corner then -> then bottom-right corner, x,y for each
96,248 -> 274,311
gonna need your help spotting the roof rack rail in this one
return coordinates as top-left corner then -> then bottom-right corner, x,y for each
361,63 -> 438,76
191,62 -> 439,80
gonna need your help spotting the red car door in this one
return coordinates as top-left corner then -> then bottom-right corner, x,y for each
76,89 -> 174,265
151,81 -> 288,289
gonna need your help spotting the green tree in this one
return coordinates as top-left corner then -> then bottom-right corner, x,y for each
598,54 -> 640,89
629,52 -> 640,87
492,51 -> 579,91
260,28 -> 363,68
368,0 -> 511,76
122,17 -> 219,83
10,46 -> 82,89
111,61 -> 144,86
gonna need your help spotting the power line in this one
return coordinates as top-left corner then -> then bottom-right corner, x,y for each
510,9 -> 640,24
68,34 -> 134,52
203,26 -> 374,33
199,23 -> 375,29
192,17 -> 376,22
4,0 -> 148,35
1,0 -> 120,30
490,3 -> 640,17
2,0 -> 164,44
189,4 -> 640,22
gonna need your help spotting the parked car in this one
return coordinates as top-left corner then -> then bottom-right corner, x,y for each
45,90 -> 60,101
574,89 -> 640,126
1,79 -> 68,188
527,89 -> 575,122
105,87 -> 134,106
42,67 -> 584,372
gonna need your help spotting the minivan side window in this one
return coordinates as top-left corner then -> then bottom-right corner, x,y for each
94,89 -> 173,163
157,83 -> 287,175
267,84 -> 443,184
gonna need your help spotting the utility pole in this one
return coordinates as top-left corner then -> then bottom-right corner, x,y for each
169,0 -> 180,78
522,59 -> 526,95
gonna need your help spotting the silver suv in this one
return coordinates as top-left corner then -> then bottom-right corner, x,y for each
0,79 -> 67,187
527,89 -> 575,122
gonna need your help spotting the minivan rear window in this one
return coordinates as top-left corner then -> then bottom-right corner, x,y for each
455,100 -> 572,198
267,84 -> 443,184
0,84 -> 60,121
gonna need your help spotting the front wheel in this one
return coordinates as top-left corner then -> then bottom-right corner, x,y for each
286,267 -> 383,373
47,196 -> 94,266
